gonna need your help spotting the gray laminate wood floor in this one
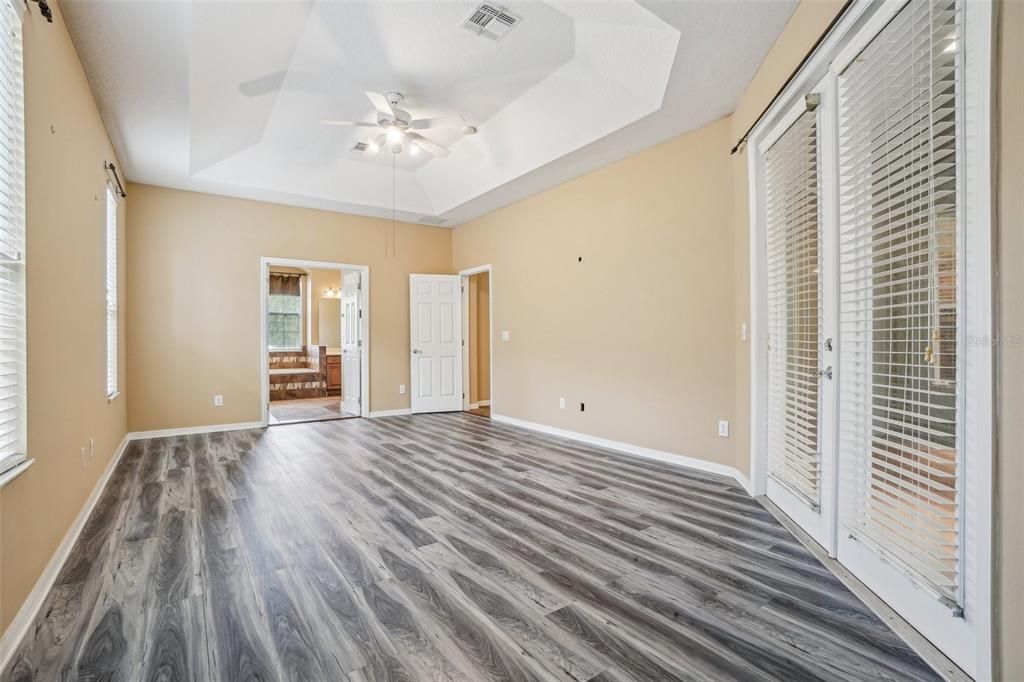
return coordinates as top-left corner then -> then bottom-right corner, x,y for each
3,413 -> 940,681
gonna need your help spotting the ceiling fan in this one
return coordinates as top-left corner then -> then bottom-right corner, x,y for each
321,91 -> 477,159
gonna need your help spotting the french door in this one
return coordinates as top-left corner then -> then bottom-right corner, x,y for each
756,0 -> 992,675
762,80 -> 838,553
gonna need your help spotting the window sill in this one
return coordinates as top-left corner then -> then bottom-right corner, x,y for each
0,458 -> 34,490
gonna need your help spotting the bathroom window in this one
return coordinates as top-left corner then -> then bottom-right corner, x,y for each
268,273 -> 303,349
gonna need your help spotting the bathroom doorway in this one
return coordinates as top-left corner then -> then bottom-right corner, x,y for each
260,257 -> 369,426
460,265 -> 492,419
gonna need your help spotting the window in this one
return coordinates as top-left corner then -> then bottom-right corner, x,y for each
0,0 -> 24,477
105,185 -> 118,399
268,274 -> 303,349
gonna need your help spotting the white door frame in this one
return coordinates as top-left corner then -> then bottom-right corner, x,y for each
459,264 -> 494,413
260,257 -> 370,426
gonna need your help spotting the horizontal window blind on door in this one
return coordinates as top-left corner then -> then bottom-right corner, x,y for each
837,0 -> 962,607
765,108 -> 823,508
0,0 -> 25,477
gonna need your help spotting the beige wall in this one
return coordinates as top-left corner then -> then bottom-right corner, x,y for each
995,1 -> 1022,678
126,184 -> 451,431
0,0 -> 127,632
453,117 -> 736,465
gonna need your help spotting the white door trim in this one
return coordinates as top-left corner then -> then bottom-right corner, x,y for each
260,257 -> 370,426
459,264 -> 494,414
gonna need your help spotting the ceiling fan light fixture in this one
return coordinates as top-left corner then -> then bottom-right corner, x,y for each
366,141 -> 381,155
409,143 -> 420,156
386,126 -> 404,144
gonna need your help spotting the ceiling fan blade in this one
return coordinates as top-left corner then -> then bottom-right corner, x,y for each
406,132 -> 450,158
365,91 -> 396,118
320,120 -> 379,127
410,116 -> 467,131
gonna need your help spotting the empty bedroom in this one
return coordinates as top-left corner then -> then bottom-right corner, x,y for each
0,0 -> 1019,680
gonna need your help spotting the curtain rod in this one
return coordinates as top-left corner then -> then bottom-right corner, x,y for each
729,0 -> 855,155
104,161 -> 127,198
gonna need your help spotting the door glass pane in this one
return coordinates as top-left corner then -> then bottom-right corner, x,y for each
836,0 -> 962,607
765,109 -> 823,508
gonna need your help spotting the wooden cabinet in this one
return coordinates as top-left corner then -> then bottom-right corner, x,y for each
326,355 -> 341,395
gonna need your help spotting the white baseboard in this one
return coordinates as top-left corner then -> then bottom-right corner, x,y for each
0,434 -> 132,673
478,400 -> 491,407
491,414 -> 753,494
127,421 -> 265,440
468,402 -> 480,410
368,408 -> 411,418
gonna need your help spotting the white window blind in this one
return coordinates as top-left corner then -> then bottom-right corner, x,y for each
105,185 -> 118,398
0,0 -> 25,477
765,109 -> 823,508
837,0 -> 962,607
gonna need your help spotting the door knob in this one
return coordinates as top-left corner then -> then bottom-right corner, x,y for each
411,349 -> 422,354
824,337 -> 833,352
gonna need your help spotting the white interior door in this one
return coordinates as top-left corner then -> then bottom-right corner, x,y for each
761,80 -> 837,553
409,274 -> 463,414
341,271 -> 361,416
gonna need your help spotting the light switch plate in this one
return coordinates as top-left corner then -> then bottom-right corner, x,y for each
501,330 -> 510,342
718,419 -> 730,437
399,384 -> 406,395
559,397 -> 566,410
214,395 -> 224,407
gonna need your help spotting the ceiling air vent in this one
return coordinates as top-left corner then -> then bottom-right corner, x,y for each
417,216 -> 448,226
351,141 -> 369,154
462,3 -> 521,41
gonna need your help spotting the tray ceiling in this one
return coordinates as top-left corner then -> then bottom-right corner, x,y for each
63,1 -> 797,226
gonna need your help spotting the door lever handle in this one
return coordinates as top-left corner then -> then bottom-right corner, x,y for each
411,349 -> 422,354
818,366 -> 833,380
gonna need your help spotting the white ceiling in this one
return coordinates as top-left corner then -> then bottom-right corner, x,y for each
62,1 -> 797,226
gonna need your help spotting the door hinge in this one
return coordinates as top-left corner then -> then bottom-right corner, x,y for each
357,339 -> 363,348
358,309 -> 362,319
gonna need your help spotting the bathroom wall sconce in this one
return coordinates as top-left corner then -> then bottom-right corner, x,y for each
322,287 -> 341,299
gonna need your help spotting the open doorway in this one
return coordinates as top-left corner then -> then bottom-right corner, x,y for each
260,258 -> 369,426
461,266 -> 492,419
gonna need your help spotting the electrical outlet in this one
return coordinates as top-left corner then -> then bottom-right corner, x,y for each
214,395 -> 224,407
399,384 -> 406,395
501,330 -> 510,342
718,419 -> 730,438
559,397 -> 565,410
